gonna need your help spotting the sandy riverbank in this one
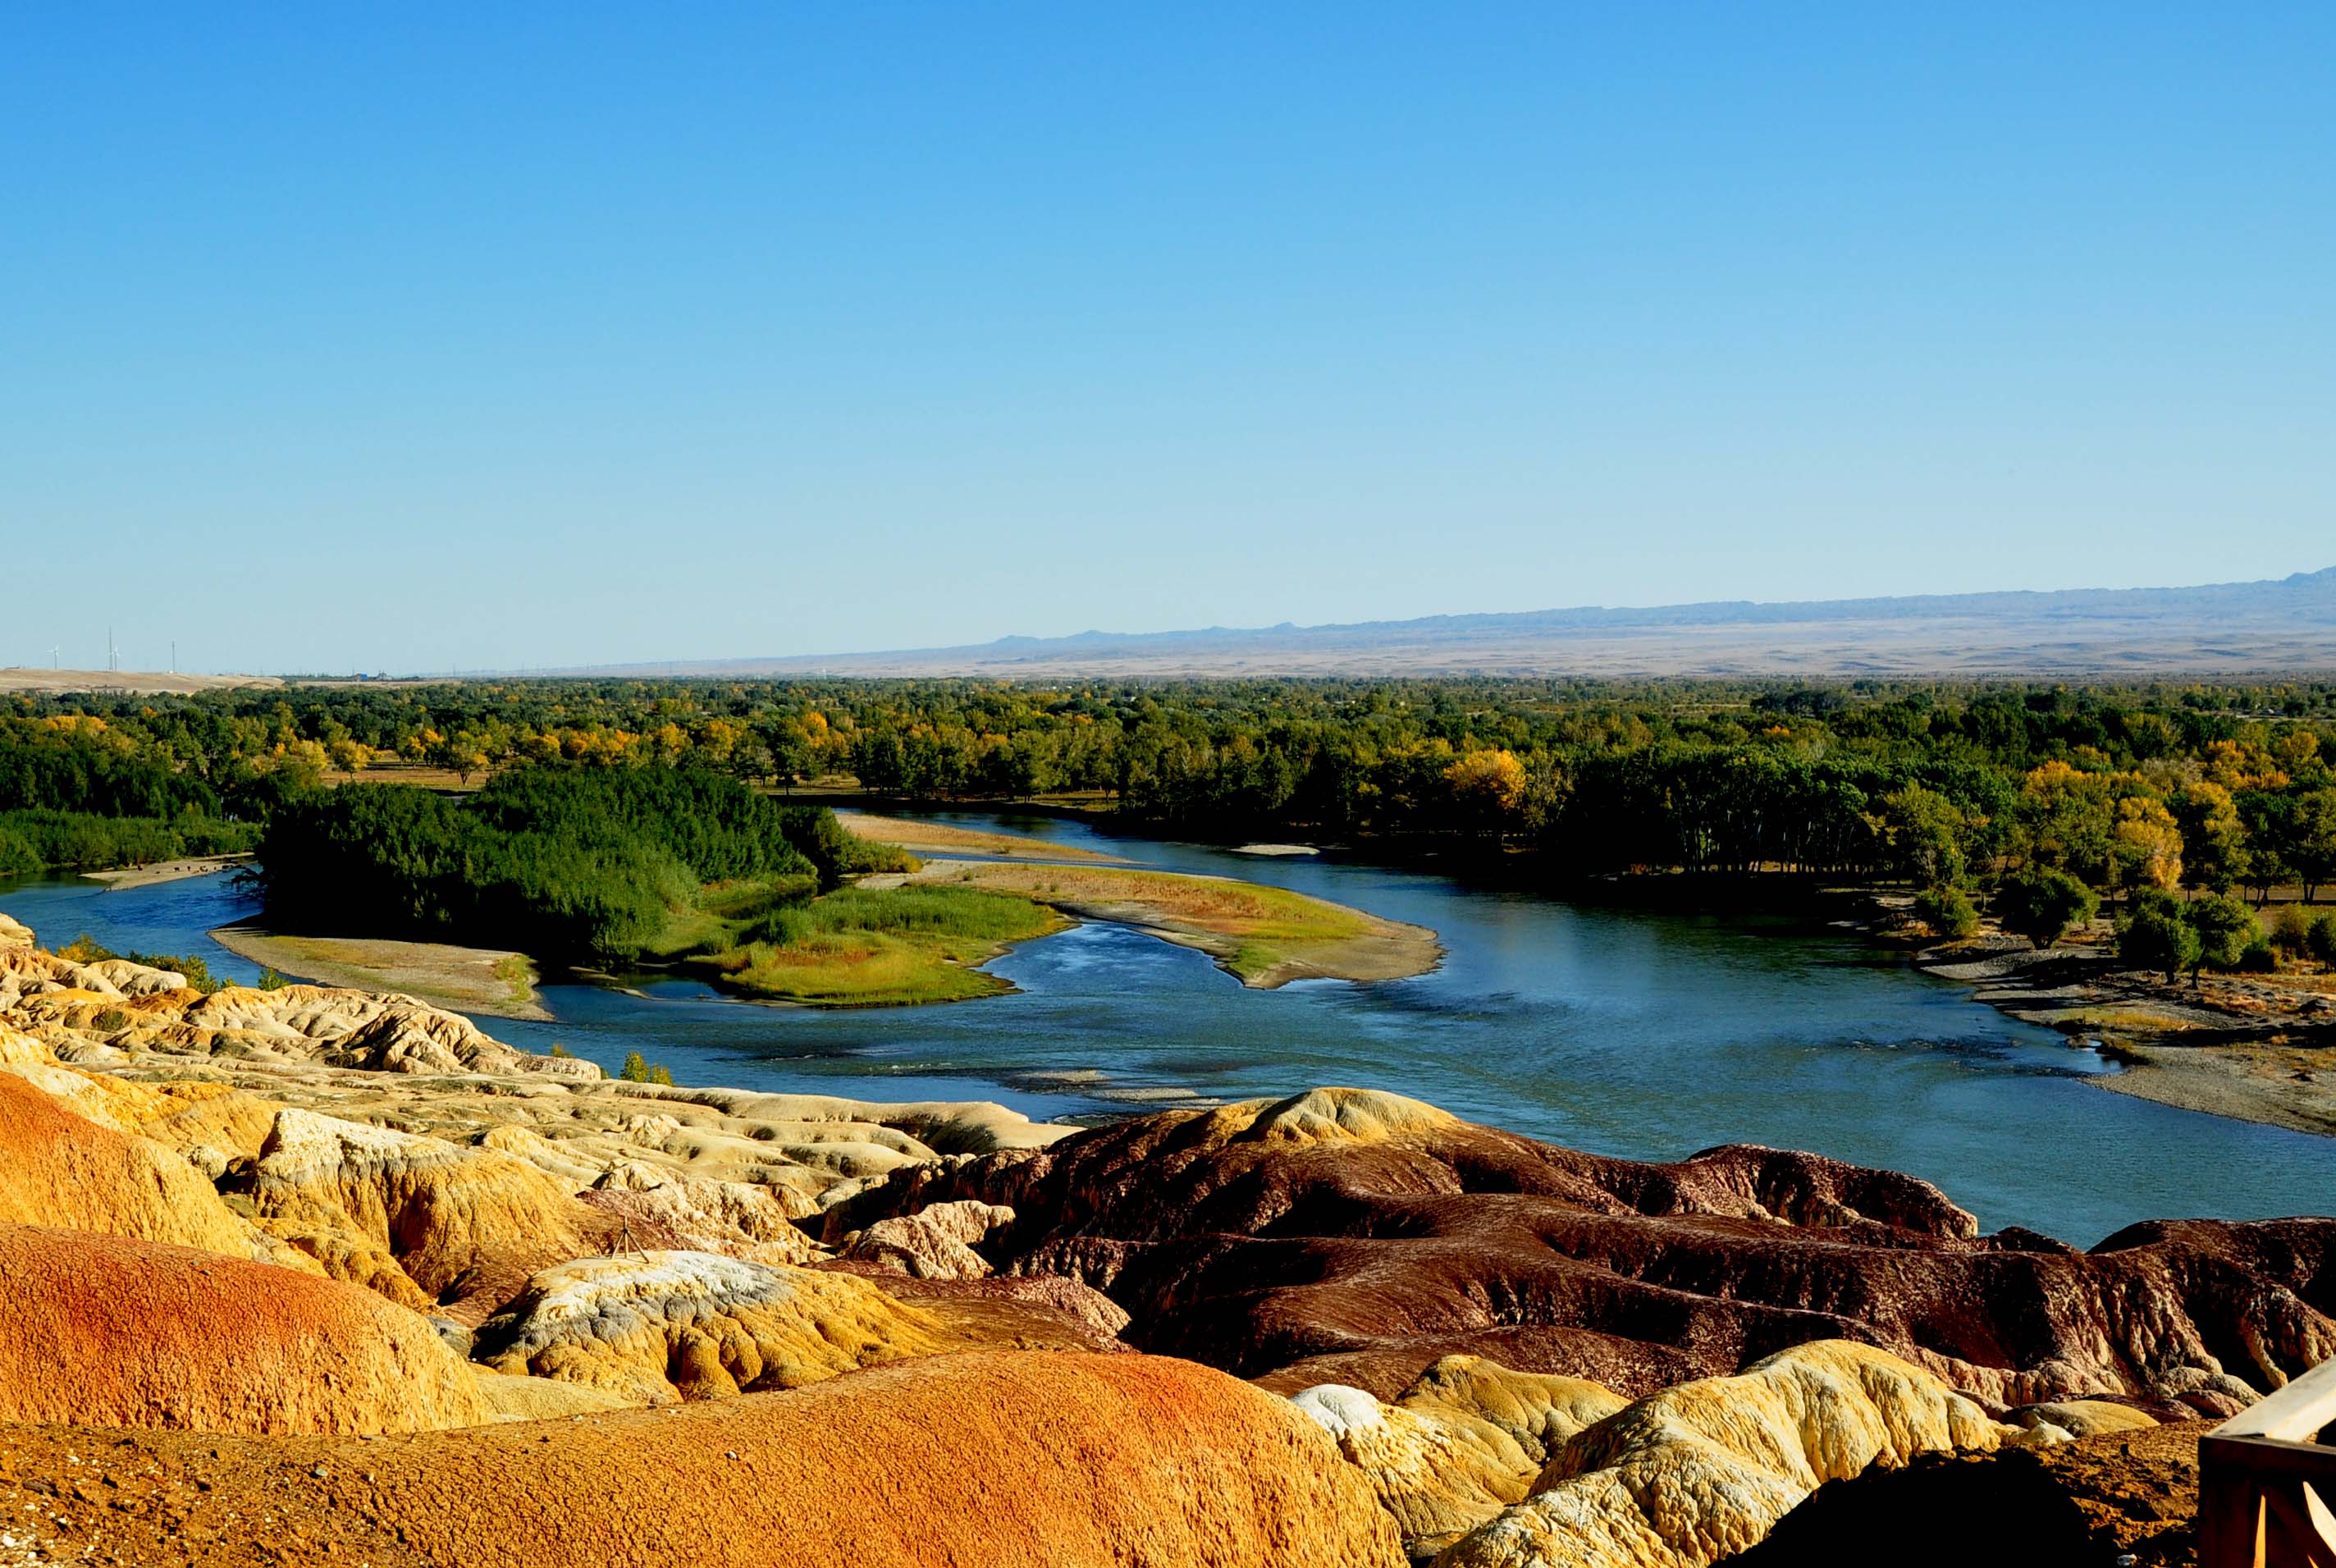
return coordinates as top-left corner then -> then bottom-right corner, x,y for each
82,854 -> 253,890
209,926 -> 551,1020
1919,936 -> 2336,1137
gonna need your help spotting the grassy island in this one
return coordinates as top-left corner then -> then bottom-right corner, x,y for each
686,884 -> 1070,1005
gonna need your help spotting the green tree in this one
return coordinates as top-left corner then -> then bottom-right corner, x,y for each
2117,890 -> 2201,982
1870,785 -> 1970,887
1993,867 -> 2100,950
2185,893 -> 2258,972
2282,787 -> 2336,903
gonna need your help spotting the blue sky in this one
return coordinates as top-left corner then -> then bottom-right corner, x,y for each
5,3 -> 2330,674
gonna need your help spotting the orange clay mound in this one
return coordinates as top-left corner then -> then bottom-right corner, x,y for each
0,1351 -> 1404,1568
0,1072 -> 258,1257
0,1223 -> 487,1435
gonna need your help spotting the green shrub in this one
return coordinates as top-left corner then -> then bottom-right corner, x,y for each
1912,885 -> 1979,939
0,809 -> 258,873
2309,911 -> 2336,967
2236,936 -> 2277,973
2271,904 -> 2315,953
255,967 -> 290,991
1994,868 -> 2100,950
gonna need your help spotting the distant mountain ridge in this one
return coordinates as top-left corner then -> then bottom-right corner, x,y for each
590,566 -> 2336,679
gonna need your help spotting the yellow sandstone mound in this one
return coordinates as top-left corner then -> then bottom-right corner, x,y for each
0,1352 -> 1410,1568
0,1223 -> 487,1435
0,1072 -> 269,1259
1292,1357 -> 1631,1553
1205,1086 -> 1467,1149
472,1250 -> 949,1405
1431,1342 -> 2015,1568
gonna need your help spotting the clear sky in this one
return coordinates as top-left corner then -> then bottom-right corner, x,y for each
6,4 -> 2331,674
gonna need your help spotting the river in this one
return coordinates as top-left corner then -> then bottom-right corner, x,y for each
6,809 -> 2332,1245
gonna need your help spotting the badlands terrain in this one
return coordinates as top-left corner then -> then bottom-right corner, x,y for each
0,909 -> 2323,1565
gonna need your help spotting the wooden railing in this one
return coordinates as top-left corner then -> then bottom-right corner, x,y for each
2201,1356 -> 2336,1567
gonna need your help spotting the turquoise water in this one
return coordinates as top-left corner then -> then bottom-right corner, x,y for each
7,811 -> 2333,1245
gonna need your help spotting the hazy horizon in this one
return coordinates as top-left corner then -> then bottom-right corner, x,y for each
8,6 -> 2332,674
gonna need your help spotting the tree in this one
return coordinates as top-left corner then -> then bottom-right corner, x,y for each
2185,893 -> 2258,972
1994,867 -> 2101,950
2281,788 -> 2336,903
2172,781 -> 2247,894
2308,911 -> 2336,966
618,1050 -> 675,1086
2118,891 -> 2200,982
2109,795 -> 2183,894
1444,749 -> 1529,840
1869,784 -> 1970,887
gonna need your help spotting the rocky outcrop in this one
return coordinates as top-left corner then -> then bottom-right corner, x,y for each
0,1352 -> 1408,1568
1433,1342 -> 2016,1568
0,1223 -> 487,1435
5,965 -> 601,1080
1734,1417 -> 2206,1568
234,1107 -> 619,1319
577,1165 -> 823,1267
837,1198 -> 1015,1278
831,1086 -> 2336,1413
471,1250 -> 949,1405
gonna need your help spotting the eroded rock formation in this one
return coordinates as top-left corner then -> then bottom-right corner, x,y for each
0,929 -> 2300,1565
832,1086 -> 2336,1414
1430,1341 -> 2018,1568
0,1068 -> 278,1260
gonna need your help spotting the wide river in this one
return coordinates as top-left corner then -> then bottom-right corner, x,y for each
6,810 -> 2332,1244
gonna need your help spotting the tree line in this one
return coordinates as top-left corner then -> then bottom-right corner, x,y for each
8,680 -> 2336,933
